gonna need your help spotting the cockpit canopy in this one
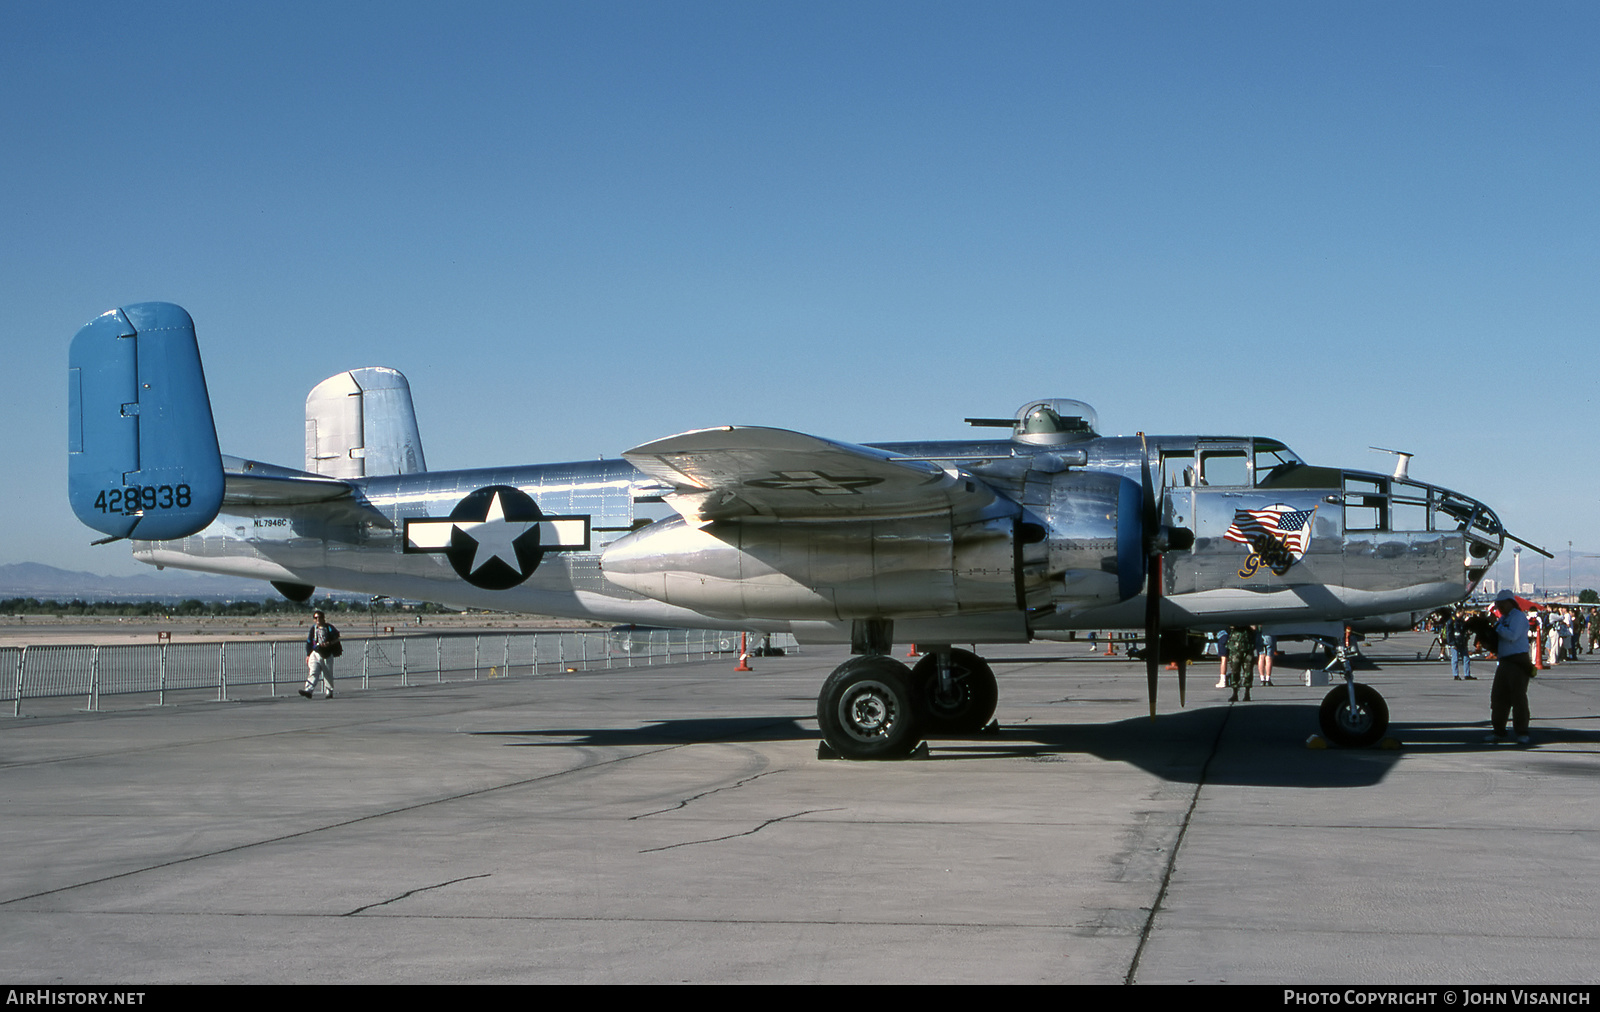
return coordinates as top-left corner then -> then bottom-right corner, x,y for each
1157,437 -> 1316,490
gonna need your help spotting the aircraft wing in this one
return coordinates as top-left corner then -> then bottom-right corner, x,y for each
623,426 -> 997,522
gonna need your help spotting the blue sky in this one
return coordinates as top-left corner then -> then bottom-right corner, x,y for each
4,1 -> 1597,577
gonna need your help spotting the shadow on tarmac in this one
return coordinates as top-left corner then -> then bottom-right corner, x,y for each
936,704 -> 1398,788
476,698 -> 1600,789
477,704 -> 1403,789
476,715 -> 817,747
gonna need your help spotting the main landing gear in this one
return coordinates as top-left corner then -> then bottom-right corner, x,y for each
813,630 -> 1395,758
816,643 -> 998,760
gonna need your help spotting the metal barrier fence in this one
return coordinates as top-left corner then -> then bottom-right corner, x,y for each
3,628 -> 798,716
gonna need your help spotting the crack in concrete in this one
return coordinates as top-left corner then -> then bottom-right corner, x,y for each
629,769 -> 785,820
639,808 -> 842,853
345,873 -> 492,916
1122,702 -> 1233,984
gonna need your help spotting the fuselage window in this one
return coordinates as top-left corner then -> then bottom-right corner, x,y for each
1344,475 -> 1387,531
1390,482 -> 1431,532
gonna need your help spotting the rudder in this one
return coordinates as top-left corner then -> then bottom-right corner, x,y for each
67,302 -> 224,540
305,367 -> 427,478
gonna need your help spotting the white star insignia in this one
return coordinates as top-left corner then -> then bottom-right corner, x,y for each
455,491 -> 538,574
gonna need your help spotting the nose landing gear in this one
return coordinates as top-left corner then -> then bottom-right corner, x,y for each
1315,640 -> 1390,746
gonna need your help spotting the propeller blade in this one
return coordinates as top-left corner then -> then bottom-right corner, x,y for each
1140,434 -> 1160,718
1134,434 -> 1194,714
1138,433 -> 1159,532
1177,641 -> 1187,708
1146,553 -> 1161,717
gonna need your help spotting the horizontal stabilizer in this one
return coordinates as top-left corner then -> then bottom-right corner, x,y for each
623,426 -> 997,522
222,455 -> 355,506
68,303 -> 224,541
221,457 -> 391,527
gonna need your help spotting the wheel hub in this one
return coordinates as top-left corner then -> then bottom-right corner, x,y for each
841,682 -> 897,741
1336,703 -> 1373,733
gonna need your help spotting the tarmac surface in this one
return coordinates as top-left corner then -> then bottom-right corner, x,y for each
3,633 -> 1598,984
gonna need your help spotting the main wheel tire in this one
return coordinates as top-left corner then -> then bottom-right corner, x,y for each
1318,682 -> 1389,747
817,656 -> 922,760
911,649 -> 998,735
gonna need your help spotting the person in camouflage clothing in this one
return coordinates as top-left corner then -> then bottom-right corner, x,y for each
1226,624 -> 1257,702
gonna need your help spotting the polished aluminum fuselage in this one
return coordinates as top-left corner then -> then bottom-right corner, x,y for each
134,433 -> 1502,644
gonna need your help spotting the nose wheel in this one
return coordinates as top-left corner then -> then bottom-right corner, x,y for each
1318,682 -> 1389,747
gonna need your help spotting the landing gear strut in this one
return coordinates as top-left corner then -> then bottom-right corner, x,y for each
1315,639 -> 1390,747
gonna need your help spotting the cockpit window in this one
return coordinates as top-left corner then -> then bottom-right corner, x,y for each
1253,441 -> 1301,480
1249,440 -> 1343,489
1161,450 -> 1196,488
1199,450 -> 1250,487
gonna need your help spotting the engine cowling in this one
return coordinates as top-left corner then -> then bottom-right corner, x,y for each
1023,469 -> 1147,609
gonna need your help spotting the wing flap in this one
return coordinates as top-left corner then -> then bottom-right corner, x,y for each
623,426 -> 997,522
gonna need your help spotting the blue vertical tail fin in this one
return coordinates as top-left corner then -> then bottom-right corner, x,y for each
67,302 -> 225,541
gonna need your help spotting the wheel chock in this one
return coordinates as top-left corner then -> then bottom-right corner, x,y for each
1306,733 -> 1401,750
816,740 -> 931,760
978,719 -> 1001,736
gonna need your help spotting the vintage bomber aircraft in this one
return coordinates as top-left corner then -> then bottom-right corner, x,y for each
69,303 -> 1518,758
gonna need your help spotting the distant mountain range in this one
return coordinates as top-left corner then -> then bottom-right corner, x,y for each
0,562 -> 345,602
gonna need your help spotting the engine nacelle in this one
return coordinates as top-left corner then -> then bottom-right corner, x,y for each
1024,469 -> 1146,609
601,469 -> 1145,620
601,513 -> 1018,620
